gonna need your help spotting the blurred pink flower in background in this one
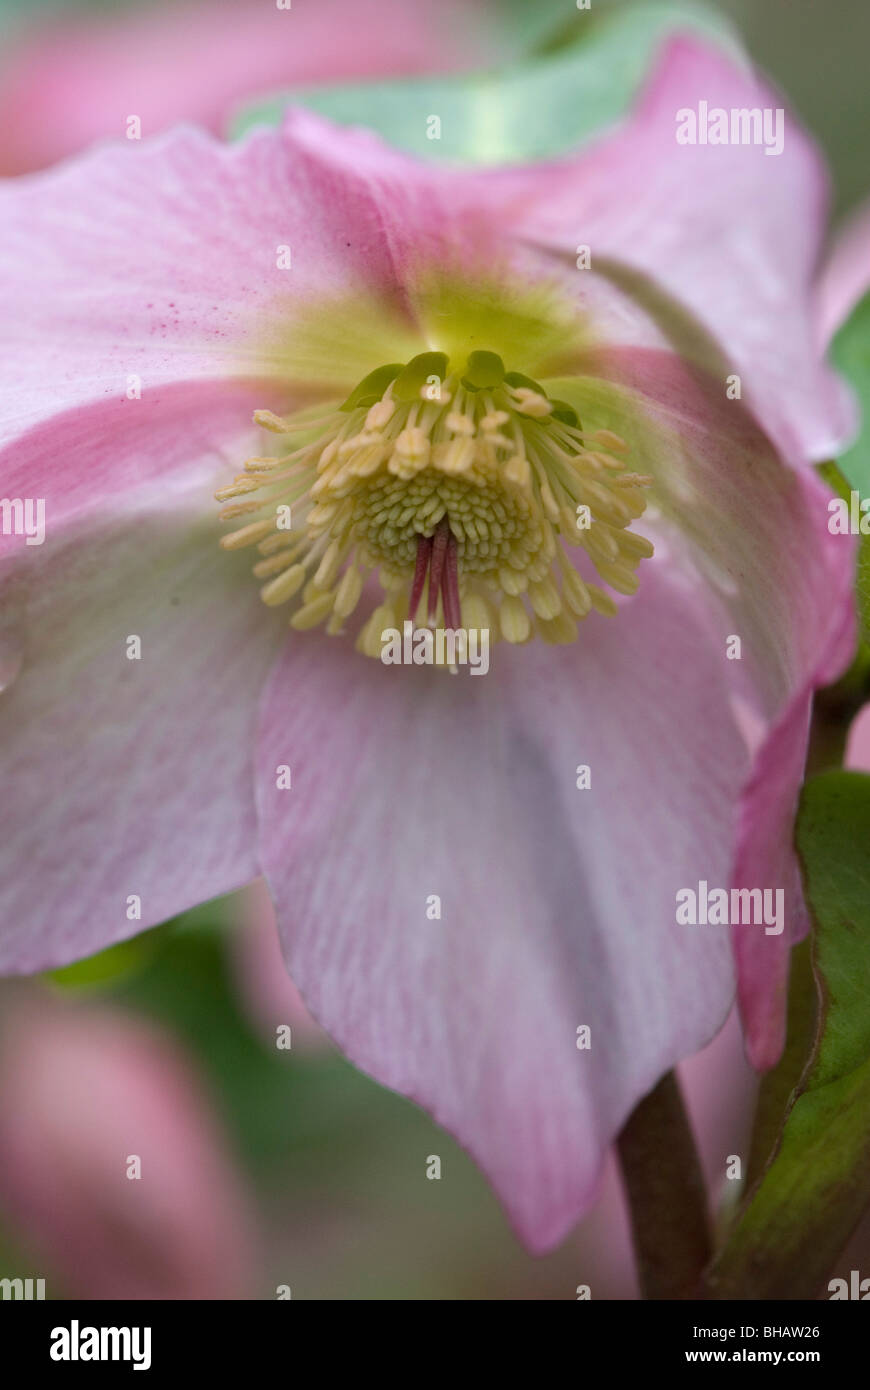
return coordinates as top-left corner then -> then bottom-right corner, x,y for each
847,704 -> 870,770
230,879 -> 329,1051
0,989 -> 257,1299
0,0 -> 520,175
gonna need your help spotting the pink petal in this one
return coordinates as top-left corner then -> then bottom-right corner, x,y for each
0,989 -> 256,1299
0,118 -> 472,971
0,378 -> 275,552
0,115 -> 459,453
846,702 -> 870,771
0,389 -> 283,972
551,347 -> 857,1072
0,0 -> 499,175
253,347 -> 852,1247
484,37 -> 854,468
731,550 -> 854,1071
817,196 -> 870,344
679,1007 -> 756,1196
255,573 -> 743,1252
229,880 -> 330,1051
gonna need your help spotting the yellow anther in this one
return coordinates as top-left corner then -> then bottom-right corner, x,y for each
217,353 -> 653,656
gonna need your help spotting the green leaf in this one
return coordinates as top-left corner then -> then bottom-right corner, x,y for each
0,0 -> 124,31
482,0 -> 591,59
228,2 -> 742,163
44,928 -> 166,991
705,772 -> 870,1299
831,292 -> 870,497
819,459 -> 870,650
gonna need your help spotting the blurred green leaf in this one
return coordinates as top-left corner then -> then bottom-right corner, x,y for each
819,459 -> 870,650
43,893 -> 234,991
832,293 -> 870,498
705,772 -> 870,1298
487,0 -> 595,58
44,931 -> 163,992
0,0 -> 119,29
228,2 -> 742,162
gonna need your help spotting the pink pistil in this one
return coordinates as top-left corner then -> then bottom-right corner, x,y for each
441,530 -> 462,629
427,517 -> 450,624
409,533 -> 433,622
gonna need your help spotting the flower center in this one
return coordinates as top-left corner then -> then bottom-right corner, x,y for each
216,351 -> 654,655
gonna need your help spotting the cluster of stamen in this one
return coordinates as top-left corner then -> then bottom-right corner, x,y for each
216,351 -> 654,656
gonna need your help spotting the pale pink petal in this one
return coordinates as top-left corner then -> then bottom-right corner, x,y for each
0,115 -> 465,453
255,568 -> 743,1252
3,39 -> 850,479
728,457 -> 856,1066
0,990 -> 256,1299
0,379 -> 279,554
732,589 -> 855,1070
483,37 -> 854,467
0,390 -> 284,972
818,197 -> 870,344
846,702 -> 870,770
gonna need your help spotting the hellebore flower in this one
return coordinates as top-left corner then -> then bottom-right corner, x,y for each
0,989 -> 257,1299
0,39 -> 857,1249
0,0 -> 530,175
